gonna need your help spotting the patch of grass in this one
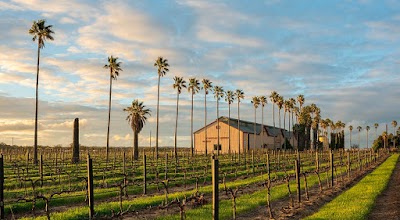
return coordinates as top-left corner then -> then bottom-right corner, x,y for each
305,153 -> 399,220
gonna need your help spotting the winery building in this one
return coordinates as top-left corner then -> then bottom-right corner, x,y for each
194,116 -> 297,154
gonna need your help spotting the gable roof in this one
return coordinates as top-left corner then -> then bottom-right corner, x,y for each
194,116 -> 293,137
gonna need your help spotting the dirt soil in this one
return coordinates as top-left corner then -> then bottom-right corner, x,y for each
368,156 -> 400,220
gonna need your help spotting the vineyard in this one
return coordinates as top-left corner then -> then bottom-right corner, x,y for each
0,146 -> 392,220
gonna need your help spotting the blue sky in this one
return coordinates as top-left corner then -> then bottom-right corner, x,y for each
0,0 -> 399,148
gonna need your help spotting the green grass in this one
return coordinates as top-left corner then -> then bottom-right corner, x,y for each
304,153 -> 399,220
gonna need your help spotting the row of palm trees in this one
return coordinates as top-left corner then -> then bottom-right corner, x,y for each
347,120 -> 398,149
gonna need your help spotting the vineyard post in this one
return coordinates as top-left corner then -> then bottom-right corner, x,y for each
330,151 -> 334,187
143,154 -> 147,195
123,151 -> 126,174
39,154 -> 43,187
72,118 -> 80,163
251,150 -> 255,175
347,151 -> 351,179
358,150 -> 361,171
0,155 -> 4,219
87,154 -> 94,219
315,151 -> 319,171
295,159 -> 301,204
165,153 -> 168,180
212,155 -> 219,220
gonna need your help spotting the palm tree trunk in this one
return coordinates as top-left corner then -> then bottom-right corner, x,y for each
366,131 -> 369,148
261,106 -> 264,148
237,101 -> 241,159
254,107 -> 256,150
291,111 -> 294,148
272,103 -> 276,150
278,109 -> 281,128
34,42 -> 40,165
106,72 -> 112,164
217,97 -> 220,155
350,131 -> 352,148
133,131 -> 139,160
174,92 -> 179,163
283,111 -> 286,150
204,91 -> 207,155
288,111 -> 291,149
191,92 -> 194,157
156,75 -> 160,160
228,103 -> 231,154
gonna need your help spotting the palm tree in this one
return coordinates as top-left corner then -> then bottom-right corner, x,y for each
154,57 -> 169,160
225,90 -> 235,154
283,99 -> 290,149
289,98 -> 296,147
277,95 -> 284,129
392,120 -> 397,148
104,55 -> 122,163
357,126 -> 362,147
259,96 -> 267,148
269,91 -> 278,149
29,19 -> 54,165
297,94 -> 305,111
202,79 -> 212,155
374,123 -> 379,140
188,78 -> 200,156
124,100 -> 151,160
173,76 -> 186,161
213,86 -> 224,155
235,89 -> 245,156
251,96 -> 260,150
366,126 -> 370,148
349,125 -> 353,148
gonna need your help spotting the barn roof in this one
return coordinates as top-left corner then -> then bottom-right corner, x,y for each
194,116 -> 293,137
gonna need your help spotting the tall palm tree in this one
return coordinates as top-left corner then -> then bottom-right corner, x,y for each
173,76 -> 186,161
283,99 -> 290,149
366,125 -> 370,148
235,89 -> 245,155
104,55 -> 122,163
374,123 -> 379,140
225,90 -> 235,154
188,78 -> 200,156
277,95 -> 284,129
202,79 -> 212,155
213,86 -> 224,155
269,91 -> 278,149
297,94 -> 305,112
392,120 -> 397,148
154,57 -> 169,160
357,126 -> 362,147
124,100 -> 151,160
289,98 -> 296,147
251,96 -> 260,150
259,96 -> 267,148
29,19 -> 54,165
349,125 -> 353,148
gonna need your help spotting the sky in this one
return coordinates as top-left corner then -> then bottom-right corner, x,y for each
0,0 -> 399,148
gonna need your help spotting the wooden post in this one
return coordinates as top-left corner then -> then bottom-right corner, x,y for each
87,154 -> 94,219
295,159 -> 301,204
143,154 -> 147,194
123,151 -> 126,174
212,155 -> 219,220
315,151 -> 319,171
39,154 -> 43,187
72,118 -> 80,163
347,151 -> 351,179
165,153 -> 168,180
0,155 -> 4,220
330,151 -> 334,187
251,150 -> 255,175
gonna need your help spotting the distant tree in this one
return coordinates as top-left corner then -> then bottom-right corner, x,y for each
173,76 -> 186,160
366,126 -> 370,148
259,96 -> 267,147
349,125 -> 353,149
251,96 -> 260,150
392,120 -> 397,148
297,94 -> 305,111
124,100 -> 151,160
201,79 -> 212,155
357,126 -> 362,147
277,95 -> 284,129
269,91 -> 278,149
104,55 -> 122,163
235,89 -> 244,155
225,90 -> 235,154
154,57 -> 169,160
374,123 -> 379,140
29,19 -> 54,165
213,86 -> 224,154
188,78 -> 200,156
